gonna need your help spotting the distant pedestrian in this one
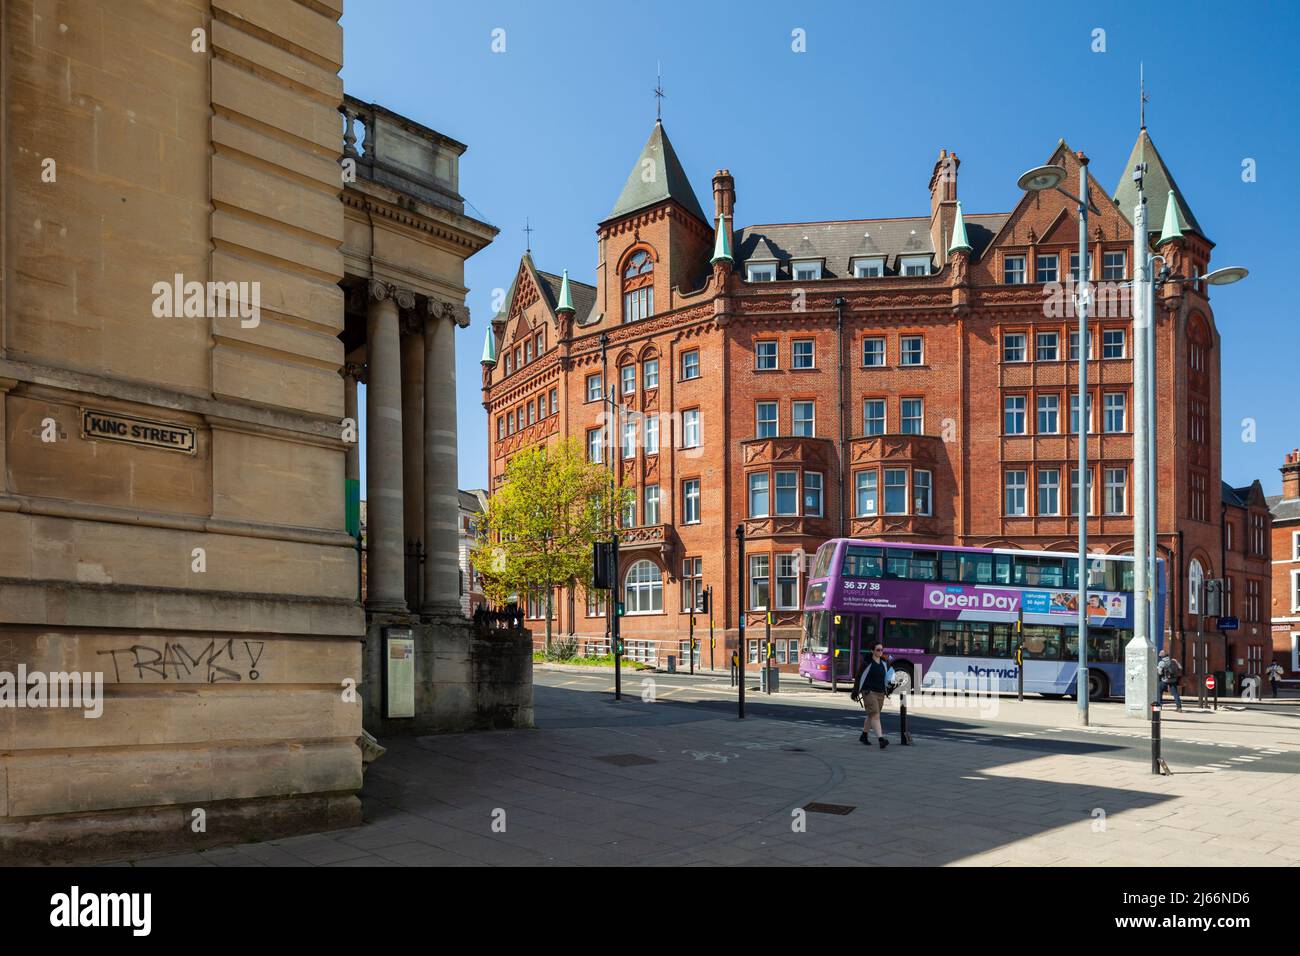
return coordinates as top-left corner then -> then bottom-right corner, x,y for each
729,649 -> 739,687
1266,661 -> 1285,698
851,642 -> 895,749
1156,649 -> 1183,712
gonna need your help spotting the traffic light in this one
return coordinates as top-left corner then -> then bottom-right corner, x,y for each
592,541 -> 613,589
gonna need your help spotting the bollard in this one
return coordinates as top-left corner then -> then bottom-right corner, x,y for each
1151,701 -> 1161,774
899,691 -> 913,745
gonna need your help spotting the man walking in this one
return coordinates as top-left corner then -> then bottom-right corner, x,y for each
1157,648 -> 1183,712
1266,660 -> 1285,699
851,642 -> 895,749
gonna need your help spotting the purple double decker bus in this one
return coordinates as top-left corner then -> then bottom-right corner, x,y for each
799,539 -> 1166,700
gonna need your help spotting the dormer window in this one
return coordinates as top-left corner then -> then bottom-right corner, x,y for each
900,255 -> 931,277
622,249 -> 654,323
747,262 -> 776,282
792,260 -> 822,281
852,257 -> 884,278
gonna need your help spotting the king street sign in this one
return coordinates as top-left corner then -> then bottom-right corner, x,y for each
1216,616 -> 1240,631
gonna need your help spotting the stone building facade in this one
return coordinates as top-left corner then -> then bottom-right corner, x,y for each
481,119 -> 1263,682
0,0 -> 524,863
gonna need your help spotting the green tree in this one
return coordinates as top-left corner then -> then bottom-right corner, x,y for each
472,438 -> 631,649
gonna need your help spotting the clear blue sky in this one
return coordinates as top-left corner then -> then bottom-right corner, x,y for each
342,0 -> 1299,497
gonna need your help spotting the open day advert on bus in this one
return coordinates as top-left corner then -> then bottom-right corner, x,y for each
837,580 -> 1131,626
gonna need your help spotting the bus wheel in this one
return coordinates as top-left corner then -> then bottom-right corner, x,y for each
1088,671 -> 1109,701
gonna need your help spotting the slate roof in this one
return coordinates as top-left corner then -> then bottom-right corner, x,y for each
606,120 -> 708,225
1267,494 -> 1300,524
536,270 -> 596,326
1113,128 -> 1204,239
735,214 -> 1007,279
1222,481 -> 1246,508
459,489 -> 487,514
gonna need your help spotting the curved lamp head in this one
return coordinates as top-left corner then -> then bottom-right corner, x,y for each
1203,266 -> 1248,286
1017,164 -> 1068,192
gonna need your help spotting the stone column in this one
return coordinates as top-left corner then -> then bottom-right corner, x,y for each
342,363 -> 362,485
422,299 -> 468,615
365,280 -> 411,613
400,316 -> 426,607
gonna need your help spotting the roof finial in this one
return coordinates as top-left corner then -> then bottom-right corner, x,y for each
654,63 -> 665,122
1139,61 -> 1148,130
523,217 -> 534,254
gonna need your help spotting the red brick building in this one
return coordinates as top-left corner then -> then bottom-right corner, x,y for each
481,120 -> 1266,678
1220,481 -> 1273,688
1268,450 -> 1300,675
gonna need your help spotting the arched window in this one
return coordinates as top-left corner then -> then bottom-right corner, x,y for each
622,249 -> 654,324
624,559 -> 663,613
1188,558 -> 1204,615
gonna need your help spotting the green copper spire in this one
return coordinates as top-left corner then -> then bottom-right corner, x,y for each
480,323 -> 497,365
1156,189 -> 1183,246
948,201 -> 972,255
556,269 -> 575,313
710,214 -> 733,264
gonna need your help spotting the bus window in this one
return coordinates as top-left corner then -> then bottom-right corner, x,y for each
994,554 -> 1012,584
935,621 -> 961,655
963,553 -> 993,584
1087,628 -> 1121,662
968,622 -> 991,656
1022,625 -> 1061,659
1063,626 -> 1078,659
911,551 -> 939,581
802,611 -> 829,653
804,582 -> 827,607
884,550 -> 910,579
842,546 -> 883,578
1119,563 -> 1134,592
990,623 -> 1014,658
940,551 -> 959,582
811,542 -> 835,580
884,617 -> 933,651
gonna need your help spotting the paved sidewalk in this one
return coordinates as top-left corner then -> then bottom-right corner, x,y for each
113,680 -> 1300,867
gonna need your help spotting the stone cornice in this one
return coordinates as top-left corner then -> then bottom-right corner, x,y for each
343,189 -> 495,255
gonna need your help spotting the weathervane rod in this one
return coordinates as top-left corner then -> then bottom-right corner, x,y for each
654,62 -> 664,121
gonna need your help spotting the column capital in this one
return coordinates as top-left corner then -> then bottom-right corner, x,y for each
342,361 -> 366,384
368,279 -> 416,311
425,297 -> 470,329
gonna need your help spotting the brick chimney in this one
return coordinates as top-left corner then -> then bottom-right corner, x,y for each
1283,448 -> 1300,499
712,168 -> 735,220
929,149 -> 959,260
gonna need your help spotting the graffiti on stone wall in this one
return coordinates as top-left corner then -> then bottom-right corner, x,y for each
97,638 -> 266,683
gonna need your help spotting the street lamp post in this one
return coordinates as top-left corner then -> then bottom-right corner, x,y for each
1018,155 -> 1093,724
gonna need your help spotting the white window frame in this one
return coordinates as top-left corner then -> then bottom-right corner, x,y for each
682,408 -> 701,448
913,469 -> 932,516
776,553 -> 800,610
749,555 -> 770,611
900,255 -> 931,277
792,400 -> 815,437
1104,392 -> 1127,433
1004,395 -> 1027,435
901,398 -> 923,435
1102,329 -> 1126,359
1189,559 -> 1204,615
863,398 -> 886,436
1038,468 -> 1060,515
644,484 -> 660,525
804,471 -> 824,517
1104,467 -> 1127,515
1102,250 -> 1126,281
681,349 -> 700,380
1036,331 -> 1059,362
643,358 -> 659,389
856,470 -> 878,517
756,401 -> 778,439
1004,254 -> 1027,284
774,470 -> 799,516
748,472 -> 769,518
1036,253 -> 1059,283
1003,333 -> 1027,362
747,262 -> 777,282
1005,470 -> 1027,516
792,339 -> 816,369
620,364 -> 635,396
792,260 -> 822,281
683,479 -> 701,524
624,560 -> 663,615
853,257 -> 885,278
900,336 -> 924,366
1037,394 -> 1059,434
586,373 -> 602,402
863,337 -> 885,367
756,340 -> 779,370
645,414 -> 659,454
884,468 -> 908,516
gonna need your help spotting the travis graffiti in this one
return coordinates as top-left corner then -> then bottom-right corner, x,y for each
97,639 -> 266,683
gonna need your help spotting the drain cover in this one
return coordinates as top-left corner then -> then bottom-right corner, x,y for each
596,754 -> 657,766
804,802 -> 855,815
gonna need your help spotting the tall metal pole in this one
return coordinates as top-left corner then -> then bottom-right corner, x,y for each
1147,261 -> 1159,653
1076,154 -> 1091,725
1126,153 -> 1157,721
